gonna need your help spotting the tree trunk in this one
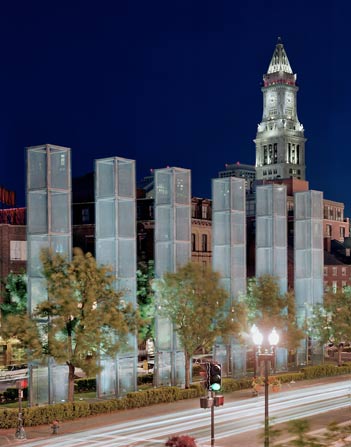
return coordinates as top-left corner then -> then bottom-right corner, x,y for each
67,362 -> 75,402
185,351 -> 191,389
338,346 -> 343,366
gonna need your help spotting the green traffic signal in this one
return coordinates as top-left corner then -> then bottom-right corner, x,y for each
209,363 -> 221,391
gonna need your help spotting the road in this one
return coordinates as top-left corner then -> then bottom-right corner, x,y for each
9,379 -> 351,447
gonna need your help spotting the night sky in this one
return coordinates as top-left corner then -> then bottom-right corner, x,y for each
1,2 -> 350,213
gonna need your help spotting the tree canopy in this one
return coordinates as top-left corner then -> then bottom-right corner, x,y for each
155,261 -> 245,388
34,247 -> 139,401
311,287 -> 351,366
136,260 -> 155,345
245,275 -> 304,350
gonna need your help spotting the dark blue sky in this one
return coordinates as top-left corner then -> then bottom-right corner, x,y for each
1,2 -> 350,213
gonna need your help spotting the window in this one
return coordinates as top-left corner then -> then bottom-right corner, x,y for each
332,267 -> 337,276
326,225 -> 332,237
192,234 -> 196,252
10,241 -> 27,261
202,206 -> 208,219
340,227 -> 345,238
324,267 -> 328,276
332,281 -> 337,293
202,234 -> 208,252
342,267 -> 346,276
192,204 -> 196,218
82,208 -> 90,224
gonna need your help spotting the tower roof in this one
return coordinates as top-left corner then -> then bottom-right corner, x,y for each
263,38 -> 296,87
267,38 -> 293,74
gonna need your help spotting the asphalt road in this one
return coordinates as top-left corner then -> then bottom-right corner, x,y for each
2,376 -> 351,447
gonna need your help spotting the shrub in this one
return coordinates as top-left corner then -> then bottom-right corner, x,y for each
137,373 -> 153,385
165,435 -> 198,446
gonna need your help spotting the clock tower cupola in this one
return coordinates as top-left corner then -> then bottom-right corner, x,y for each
255,38 -> 306,181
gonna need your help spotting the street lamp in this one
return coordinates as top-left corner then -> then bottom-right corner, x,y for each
252,326 -> 279,447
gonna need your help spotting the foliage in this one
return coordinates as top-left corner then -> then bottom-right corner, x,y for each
273,419 -> 324,447
33,247 -> 139,402
74,378 -> 96,393
155,262 -> 246,388
311,287 -> 351,366
136,260 -> 155,344
165,435 -> 198,447
0,272 -> 37,352
246,275 -> 304,350
1,272 -> 27,316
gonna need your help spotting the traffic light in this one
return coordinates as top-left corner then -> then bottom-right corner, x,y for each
209,363 -> 221,391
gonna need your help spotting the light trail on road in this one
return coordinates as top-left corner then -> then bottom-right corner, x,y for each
16,380 -> 351,447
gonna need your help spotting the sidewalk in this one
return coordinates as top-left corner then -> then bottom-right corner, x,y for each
0,374 -> 350,446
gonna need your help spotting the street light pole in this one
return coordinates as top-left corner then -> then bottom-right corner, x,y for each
252,326 -> 279,447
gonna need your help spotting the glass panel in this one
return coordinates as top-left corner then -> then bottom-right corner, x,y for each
118,160 -> 134,198
213,212 -> 230,245
212,179 -> 230,211
155,243 -> 173,277
50,149 -> 69,190
118,239 -> 136,278
51,192 -> 69,233
256,216 -> 272,247
96,160 -> 114,197
118,200 -> 135,238
231,178 -> 245,212
28,237 -> 49,276
175,351 -> 185,386
155,207 -> 172,242
175,242 -> 191,268
155,171 -> 171,205
157,317 -> 172,350
31,363 -> 49,405
96,239 -> 116,271
29,277 -> 47,310
28,149 -> 47,190
28,192 -> 48,234
157,351 -> 171,386
118,357 -> 135,395
175,171 -> 190,204
175,206 -> 190,241
97,200 -> 115,238
51,363 -> 69,403
98,358 -> 116,396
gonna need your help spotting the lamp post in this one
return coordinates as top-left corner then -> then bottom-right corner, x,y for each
251,325 -> 279,447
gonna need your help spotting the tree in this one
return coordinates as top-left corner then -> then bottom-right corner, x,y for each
136,260 -> 155,346
35,247 -> 139,402
311,287 -> 351,366
155,262 -> 245,389
246,275 -> 304,351
0,272 -> 31,364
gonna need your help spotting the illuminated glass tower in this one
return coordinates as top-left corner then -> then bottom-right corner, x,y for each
212,177 -> 246,376
95,157 -> 137,396
154,167 -> 191,387
27,144 -> 71,405
294,190 -> 324,365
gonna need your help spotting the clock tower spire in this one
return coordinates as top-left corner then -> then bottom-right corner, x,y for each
255,38 -> 306,181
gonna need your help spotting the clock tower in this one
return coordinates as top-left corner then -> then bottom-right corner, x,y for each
255,38 -> 306,181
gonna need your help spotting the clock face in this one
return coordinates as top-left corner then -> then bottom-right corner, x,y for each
286,93 -> 293,105
269,93 -> 276,105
